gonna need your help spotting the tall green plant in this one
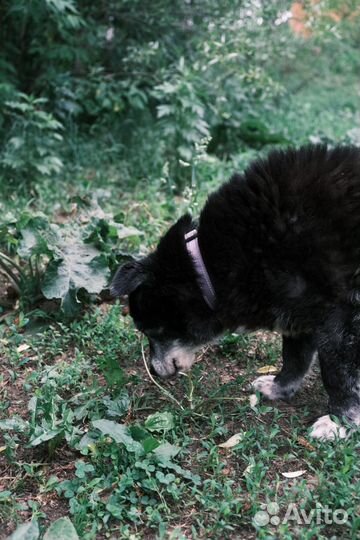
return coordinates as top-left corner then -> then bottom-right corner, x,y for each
154,59 -> 210,190
0,94 -> 63,185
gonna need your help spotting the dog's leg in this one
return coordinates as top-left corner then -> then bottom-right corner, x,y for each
310,307 -> 360,440
252,334 -> 316,400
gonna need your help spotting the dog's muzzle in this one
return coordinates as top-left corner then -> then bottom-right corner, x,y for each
149,340 -> 196,378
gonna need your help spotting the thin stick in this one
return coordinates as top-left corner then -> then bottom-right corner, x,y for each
141,341 -> 184,410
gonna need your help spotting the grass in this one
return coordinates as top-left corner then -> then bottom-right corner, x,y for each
1,45 -> 360,539
1,302 -> 360,539
2,166 -> 360,539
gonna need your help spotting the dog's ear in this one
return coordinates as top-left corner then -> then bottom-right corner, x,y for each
110,260 -> 148,297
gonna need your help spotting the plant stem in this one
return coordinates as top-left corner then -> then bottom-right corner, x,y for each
0,259 -> 20,295
0,251 -> 22,274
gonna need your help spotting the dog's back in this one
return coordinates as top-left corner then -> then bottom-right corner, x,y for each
199,144 -> 360,316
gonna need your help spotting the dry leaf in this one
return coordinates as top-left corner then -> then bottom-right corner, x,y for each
243,464 -> 254,476
0,446 -> 6,453
249,394 -> 259,409
17,344 -> 30,353
297,436 -> 315,451
218,432 -> 244,449
256,365 -> 278,374
281,470 -> 306,478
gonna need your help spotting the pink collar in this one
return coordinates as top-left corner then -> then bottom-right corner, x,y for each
185,229 -> 216,310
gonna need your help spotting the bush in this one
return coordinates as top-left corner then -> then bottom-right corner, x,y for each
0,93 -> 64,187
0,0 -> 359,190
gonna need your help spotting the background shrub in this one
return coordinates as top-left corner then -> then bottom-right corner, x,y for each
1,0 -> 359,190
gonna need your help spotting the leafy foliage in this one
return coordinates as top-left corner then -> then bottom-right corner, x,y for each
1,310 -> 200,536
8,517 -> 79,540
0,94 -> 63,185
154,62 -> 211,188
1,0 -> 358,189
2,307 -> 360,538
0,201 -> 142,316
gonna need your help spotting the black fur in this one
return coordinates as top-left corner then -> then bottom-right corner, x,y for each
112,144 -> 360,426
110,260 -> 149,297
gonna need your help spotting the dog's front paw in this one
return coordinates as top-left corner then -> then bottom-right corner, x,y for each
252,374 -> 283,400
309,415 -> 347,440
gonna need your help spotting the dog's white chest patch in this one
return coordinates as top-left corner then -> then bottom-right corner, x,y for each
309,415 -> 347,440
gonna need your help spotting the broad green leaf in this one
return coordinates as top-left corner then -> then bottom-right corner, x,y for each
127,426 -> 160,454
18,216 -> 55,258
78,433 -> 97,451
155,471 -> 176,484
103,392 -> 130,417
27,396 -> 37,412
15,215 -> 112,318
142,436 -> 160,453
145,411 -> 174,432
92,419 -> 142,453
106,503 -> 122,519
30,429 -> 63,447
129,425 -> 149,441
178,145 -> 193,161
41,259 -> 70,299
0,417 -> 28,432
153,442 -> 180,460
84,217 -> 142,247
41,224 -> 110,315
75,460 -> 95,478
43,252 -> 108,296
7,520 -> 39,540
61,288 -> 80,318
43,517 -> 79,540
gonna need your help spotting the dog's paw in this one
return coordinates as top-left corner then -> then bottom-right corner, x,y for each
309,415 -> 347,440
252,374 -> 283,400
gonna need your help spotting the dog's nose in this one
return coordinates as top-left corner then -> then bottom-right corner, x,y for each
149,360 -> 178,379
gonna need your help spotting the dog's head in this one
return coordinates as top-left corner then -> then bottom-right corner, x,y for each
111,215 -> 219,378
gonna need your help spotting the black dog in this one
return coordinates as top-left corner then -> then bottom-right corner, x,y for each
111,144 -> 360,440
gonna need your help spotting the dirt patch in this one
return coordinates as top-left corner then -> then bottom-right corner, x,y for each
0,443 -> 78,539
